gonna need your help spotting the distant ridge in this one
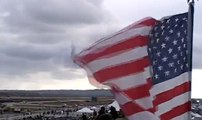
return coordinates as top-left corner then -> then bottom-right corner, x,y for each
0,89 -> 113,97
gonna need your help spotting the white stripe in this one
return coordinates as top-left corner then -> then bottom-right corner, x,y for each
114,92 -> 153,110
128,111 -> 160,120
103,67 -> 151,90
172,112 -> 190,120
114,92 -> 131,105
86,46 -> 148,72
155,92 -> 190,116
116,17 -> 154,33
151,72 -> 189,96
80,26 -> 152,56
82,66 -> 105,88
135,97 -> 154,109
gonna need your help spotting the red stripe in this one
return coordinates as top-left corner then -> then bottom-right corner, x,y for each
138,18 -> 158,27
122,100 -> 190,118
160,101 -> 191,120
153,81 -> 190,106
78,18 -> 156,55
76,36 -> 149,64
121,101 -> 155,116
121,102 -> 145,116
123,78 -> 152,100
129,18 -> 158,29
93,56 -> 150,83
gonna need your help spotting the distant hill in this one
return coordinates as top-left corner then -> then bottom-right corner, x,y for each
0,89 -> 113,97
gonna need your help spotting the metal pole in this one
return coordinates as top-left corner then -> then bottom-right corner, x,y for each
187,0 -> 194,119
187,0 -> 194,72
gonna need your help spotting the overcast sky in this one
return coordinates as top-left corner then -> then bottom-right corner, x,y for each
0,0 -> 201,98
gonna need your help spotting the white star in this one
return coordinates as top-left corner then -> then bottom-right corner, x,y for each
161,31 -> 165,35
161,43 -> 166,48
153,61 -> 157,65
174,68 -> 177,73
158,66 -> 163,71
164,71 -> 170,76
168,48 -> 173,54
183,44 -> 186,48
162,57 -> 168,62
174,24 -> 178,27
177,32 -> 181,37
186,63 -> 189,68
173,40 -> 177,45
175,18 -> 179,22
173,54 -> 178,59
153,46 -> 157,49
156,52 -> 161,57
148,48 -> 152,52
168,62 -> 174,67
155,74 -> 159,79
166,19 -> 170,23
169,29 -> 174,34
178,46 -> 181,51
180,65 -> 184,70
165,36 -> 170,41
181,38 -> 185,43
183,57 -> 186,61
184,30 -> 187,34
183,17 -> 187,20
156,38 -> 160,43
161,25 -> 165,30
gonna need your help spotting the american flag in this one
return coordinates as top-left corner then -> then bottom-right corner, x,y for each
74,13 -> 190,120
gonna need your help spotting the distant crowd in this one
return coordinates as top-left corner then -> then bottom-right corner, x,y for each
7,106 -> 128,120
79,106 -> 127,120
18,115 -> 67,120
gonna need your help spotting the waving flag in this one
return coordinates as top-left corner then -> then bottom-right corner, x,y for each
74,13 -> 190,120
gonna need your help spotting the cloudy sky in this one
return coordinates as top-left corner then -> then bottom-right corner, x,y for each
0,0 -> 201,98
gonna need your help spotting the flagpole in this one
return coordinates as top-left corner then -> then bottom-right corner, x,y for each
187,0 -> 194,118
187,0 -> 194,72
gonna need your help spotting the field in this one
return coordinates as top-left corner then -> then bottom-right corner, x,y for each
0,96 -> 113,112
0,90 -> 114,119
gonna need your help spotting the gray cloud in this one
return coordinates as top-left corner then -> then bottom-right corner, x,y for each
0,0 -> 117,81
0,0 -> 110,34
193,34 -> 202,69
192,3 -> 202,69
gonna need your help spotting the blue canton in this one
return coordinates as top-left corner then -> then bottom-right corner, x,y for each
148,13 -> 188,85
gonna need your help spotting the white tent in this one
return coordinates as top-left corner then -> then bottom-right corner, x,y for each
191,112 -> 202,118
108,100 -> 120,111
90,106 -> 98,110
76,107 -> 93,113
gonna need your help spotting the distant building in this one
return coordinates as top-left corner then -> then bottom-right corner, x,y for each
14,108 -> 21,113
